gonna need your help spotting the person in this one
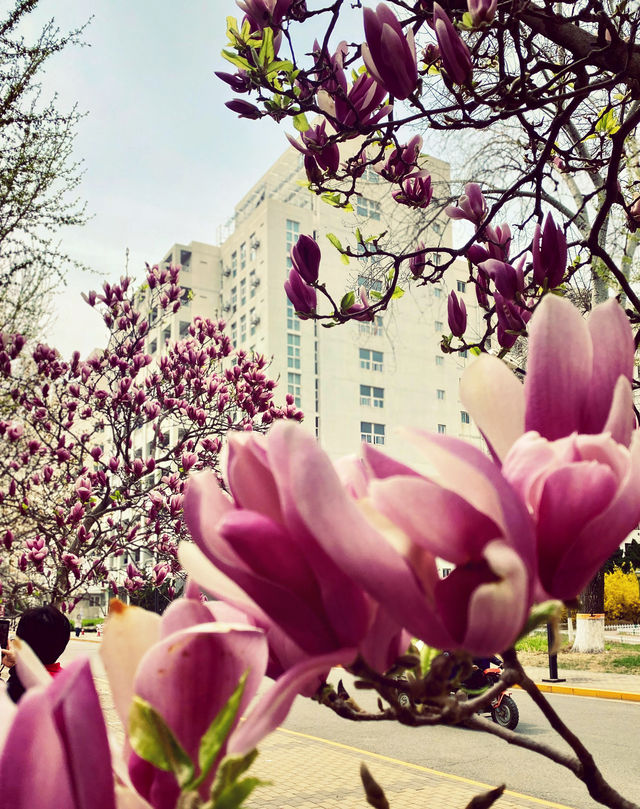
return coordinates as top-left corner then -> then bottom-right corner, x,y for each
1,604 -> 71,702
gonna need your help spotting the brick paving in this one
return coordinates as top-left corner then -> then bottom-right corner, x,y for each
245,728 -> 571,809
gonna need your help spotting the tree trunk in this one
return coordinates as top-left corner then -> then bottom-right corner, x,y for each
572,568 -> 605,652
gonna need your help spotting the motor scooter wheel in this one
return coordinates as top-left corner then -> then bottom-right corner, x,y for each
491,695 -> 519,730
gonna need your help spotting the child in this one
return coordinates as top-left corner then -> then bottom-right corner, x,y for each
1,604 -> 71,702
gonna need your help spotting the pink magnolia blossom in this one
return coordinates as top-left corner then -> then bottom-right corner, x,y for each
362,3 -> 418,100
461,294 -> 640,600
181,424 -> 408,673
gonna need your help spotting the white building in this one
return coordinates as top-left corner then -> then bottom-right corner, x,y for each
152,145 -> 482,469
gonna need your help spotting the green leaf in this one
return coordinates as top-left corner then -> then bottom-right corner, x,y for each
211,777 -> 266,809
355,227 -> 363,244
129,696 -> 195,788
340,291 -> 356,311
369,290 -> 383,300
191,673 -> 248,790
221,50 -> 252,71
470,346 -> 482,356
292,112 -> 310,132
341,253 -> 350,265
326,233 -> 343,252
517,600 -> 563,643
212,750 -> 259,798
461,10 -> 474,27
257,27 -> 274,67
390,286 -> 404,299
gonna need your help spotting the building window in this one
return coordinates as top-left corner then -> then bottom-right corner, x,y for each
433,221 -> 443,235
435,320 -> 443,331
250,308 -> 258,336
435,355 -> 444,366
231,251 -> 238,277
179,321 -> 189,339
360,384 -> 371,406
287,300 -> 301,332
149,338 -> 157,355
434,287 -> 442,298
461,410 -> 471,424
361,421 -> 385,445
460,349 -> 468,358
288,372 -> 301,406
355,196 -> 381,220
240,314 -> 247,344
437,424 -> 446,434
286,220 -> 300,269
231,286 -> 237,314
180,287 -> 191,305
437,389 -> 445,400
359,348 -> 383,371
249,233 -> 257,261
363,166 -> 380,183
240,242 -> 247,270
457,280 -> 466,293
360,385 -> 384,408
240,278 -> 246,306
372,386 -> 384,408
287,333 -> 301,369
231,321 -> 237,345
249,269 -> 257,297
162,325 -> 171,345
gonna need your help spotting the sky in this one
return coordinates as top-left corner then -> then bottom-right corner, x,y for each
24,0 -> 312,357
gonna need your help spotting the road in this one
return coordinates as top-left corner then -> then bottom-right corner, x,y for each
63,640 -> 640,809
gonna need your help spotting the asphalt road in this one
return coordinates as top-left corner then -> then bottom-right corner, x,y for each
62,640 -> 640,809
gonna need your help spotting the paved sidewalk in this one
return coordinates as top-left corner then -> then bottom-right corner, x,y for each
523,664 -> 640,701
245,727 -> 573,809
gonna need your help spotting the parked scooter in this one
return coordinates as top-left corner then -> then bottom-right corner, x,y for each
392,655 -> 519,731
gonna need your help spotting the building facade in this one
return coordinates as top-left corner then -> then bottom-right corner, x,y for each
154,146 -> 482,470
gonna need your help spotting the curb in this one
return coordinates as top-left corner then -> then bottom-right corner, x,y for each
527,682 -> 640,702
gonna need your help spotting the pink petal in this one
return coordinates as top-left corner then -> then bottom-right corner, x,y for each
183,472 -> 235,561
536,462 -> 619,598
585,299 -> 635,434
228,648 -> 358,755
100,602 -> 161,727
226,434 -> 284,525
524,295 -> 592,440
602,376 -> 635,446
369,476 -> 502,563
133,624 -> 268,763
460,353 -> 525,461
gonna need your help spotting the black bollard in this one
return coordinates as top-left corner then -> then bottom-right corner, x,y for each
542,621 -> 566,683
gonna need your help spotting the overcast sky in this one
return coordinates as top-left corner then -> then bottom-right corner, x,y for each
25,0 -> 306,356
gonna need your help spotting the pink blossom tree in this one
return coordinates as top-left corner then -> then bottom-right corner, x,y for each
0,263 -> 301,612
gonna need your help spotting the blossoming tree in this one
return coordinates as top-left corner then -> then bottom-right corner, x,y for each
0,263 -> 301,612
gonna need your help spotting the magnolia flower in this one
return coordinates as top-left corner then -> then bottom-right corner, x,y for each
409,242 -> 428,277
0,653 -> 117,809
467,0 -> 498,27
479,258 -> 524,300
392,171 -> 433,208
445,183 -> 487,225
433,3 -> 473,85
447,290 -> 467,337
461,295 -> 640,600
532,213 -> 567,289
286,120 -> 340,174
362,3 -> 418,100
321,434 -> 536,654
343,286 -> 375,322
291,234 -> 321,284
180,424 -> 408,673
317,73 -> 389,134
284,269 -> 317,318
375,136 -> 423,182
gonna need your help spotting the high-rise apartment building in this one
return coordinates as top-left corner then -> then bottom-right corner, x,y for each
152,145 -> 481,469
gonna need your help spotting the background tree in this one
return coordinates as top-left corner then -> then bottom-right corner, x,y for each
0,263 -> 301,612
0,0 -> 88,339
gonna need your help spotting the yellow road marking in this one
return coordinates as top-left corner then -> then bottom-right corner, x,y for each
275,726 -> 575,809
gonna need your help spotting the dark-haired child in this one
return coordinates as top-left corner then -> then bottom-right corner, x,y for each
1,604 -> 71,702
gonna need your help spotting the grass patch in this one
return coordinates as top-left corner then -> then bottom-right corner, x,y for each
611,655 -> 640,671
